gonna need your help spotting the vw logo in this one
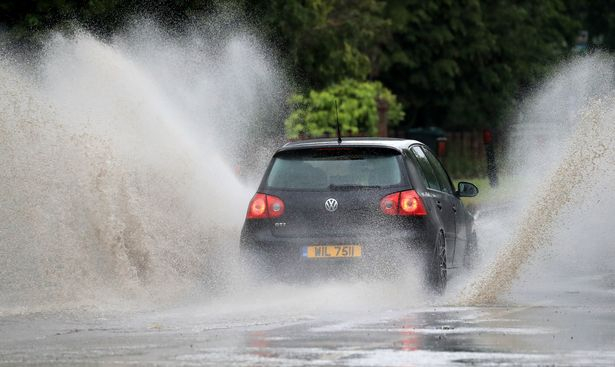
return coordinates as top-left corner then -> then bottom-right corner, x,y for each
324,198 -> 338,212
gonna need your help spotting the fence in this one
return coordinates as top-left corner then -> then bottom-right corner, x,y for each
440,131 -> 490,179
289,130 -> 495,180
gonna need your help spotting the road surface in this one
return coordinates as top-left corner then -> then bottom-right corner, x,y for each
2,280 -> 615,366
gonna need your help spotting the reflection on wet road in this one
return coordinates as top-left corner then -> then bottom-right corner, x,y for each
2,300 -> 615,366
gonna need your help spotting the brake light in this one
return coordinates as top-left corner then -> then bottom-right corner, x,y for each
380,190 -> 427,216
380,192 -> 400,215
399,190 -> 427,215
267,195 -> 285,218
247,193 -> 267,219
246,193 -> 285,219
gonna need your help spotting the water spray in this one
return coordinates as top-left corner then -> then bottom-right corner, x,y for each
459,55 -> 615,304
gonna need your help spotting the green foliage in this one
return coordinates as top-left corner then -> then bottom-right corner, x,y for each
285,79 -> 404,138
248,0 -> 391,87
471,1 -> 578,121
380,0 -> 578,130
0,0 -> 591,133
0,0 -> 125,40
379,0 -> 491,128
0,0 -> 217,41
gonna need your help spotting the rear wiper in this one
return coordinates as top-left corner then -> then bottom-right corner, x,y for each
328,184 -> 382,190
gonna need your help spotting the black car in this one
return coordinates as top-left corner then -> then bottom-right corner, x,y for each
240,138 -> 478,291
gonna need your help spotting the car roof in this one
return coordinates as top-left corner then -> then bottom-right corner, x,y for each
278,137 -> 423,153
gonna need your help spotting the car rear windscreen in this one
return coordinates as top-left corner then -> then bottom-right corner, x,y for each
265,148 -> 404,190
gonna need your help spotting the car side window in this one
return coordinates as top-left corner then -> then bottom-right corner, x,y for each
410,146 -> 439,190
422,147 -> 454,194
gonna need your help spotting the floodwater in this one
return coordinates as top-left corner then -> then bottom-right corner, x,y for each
2,260 -> 615,366
2,21 -> 615,366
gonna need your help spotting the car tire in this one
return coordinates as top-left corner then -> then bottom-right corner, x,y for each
426,230 -> 447,293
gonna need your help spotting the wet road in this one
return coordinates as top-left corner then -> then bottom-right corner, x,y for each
2,288 -> 615,366
2,206 -> 615,367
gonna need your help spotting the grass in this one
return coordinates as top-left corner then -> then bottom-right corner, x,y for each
454,176 -> 515,208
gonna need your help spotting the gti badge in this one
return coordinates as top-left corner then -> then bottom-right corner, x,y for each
324,198 -> 338,212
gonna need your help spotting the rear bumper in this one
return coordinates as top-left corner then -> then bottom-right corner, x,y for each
240,225 -> 431,278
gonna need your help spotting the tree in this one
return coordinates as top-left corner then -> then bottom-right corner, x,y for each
0,0 -> 582,132
379,0 -> 577,130
285,79 -> 404,138
0,0 -> 125,40
248,0 -> 391,88
379,0 -> 492,129
0,0 -> 222,41
470,1 -> 577,121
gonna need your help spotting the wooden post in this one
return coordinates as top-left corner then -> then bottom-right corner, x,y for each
483,128 -> 498,187
377,98 -> 389,137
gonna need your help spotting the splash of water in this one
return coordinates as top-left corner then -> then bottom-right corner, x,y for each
459,55 -> 615,304
0,21 -> 287,314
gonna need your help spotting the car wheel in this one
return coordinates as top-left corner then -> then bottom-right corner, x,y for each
426,231 -> 447,293
463,231 -> 478,270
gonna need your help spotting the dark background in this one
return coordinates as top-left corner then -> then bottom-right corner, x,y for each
1,1 -> 610,131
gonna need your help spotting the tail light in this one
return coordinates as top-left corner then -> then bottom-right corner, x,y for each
246,193 -> 285,219
380,190 -> 427,216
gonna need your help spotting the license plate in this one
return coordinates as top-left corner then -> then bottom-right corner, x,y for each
302,245 -> 362,258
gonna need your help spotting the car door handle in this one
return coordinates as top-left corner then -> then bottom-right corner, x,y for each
452,205 -> 457,213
